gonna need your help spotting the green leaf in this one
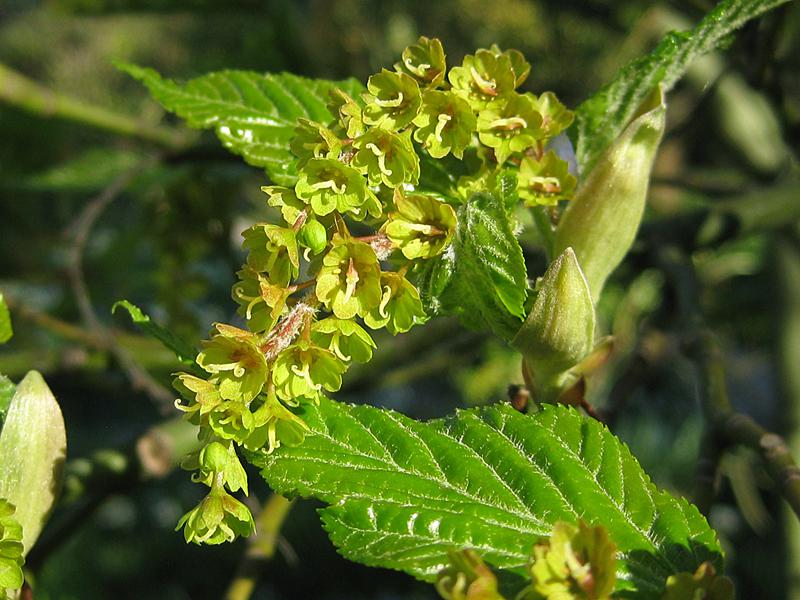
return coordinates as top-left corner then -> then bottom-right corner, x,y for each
0,371 -> 67,555
249,398 -> 722,598
0,375 -> 14,424
112,300 -> 198,370
574,0 -> 792,174
436,192 -> 527,340
119,63 -> 364,186
0,293 -> 11,344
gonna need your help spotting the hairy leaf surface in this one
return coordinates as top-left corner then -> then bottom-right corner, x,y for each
251,399 -> 722,597
575,0 -> 792,174
120,64 -> 363,185
430,192 -> 527,340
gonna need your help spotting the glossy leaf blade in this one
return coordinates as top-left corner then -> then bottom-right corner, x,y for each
436,192 -> 527,340
250,398 -> 722,597
120,64 -> 363,185
0,371 -> 67,555
575,0 -> 792,174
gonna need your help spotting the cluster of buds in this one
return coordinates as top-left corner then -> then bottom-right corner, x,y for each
174,37 -> 576,543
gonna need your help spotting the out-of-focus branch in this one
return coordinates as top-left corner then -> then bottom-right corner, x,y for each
695,333 -> 800,520
64,160 -> 175,411
0,62 -> 188,149
224,494 -> 295,600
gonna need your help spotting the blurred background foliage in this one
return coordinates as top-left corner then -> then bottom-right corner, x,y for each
1,0 -> 799,598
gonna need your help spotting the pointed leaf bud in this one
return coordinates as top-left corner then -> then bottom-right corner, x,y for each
554,87 -> 666,302
512,248 -> 594,400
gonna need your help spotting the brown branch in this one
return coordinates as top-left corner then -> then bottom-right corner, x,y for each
62,158 -> 175,412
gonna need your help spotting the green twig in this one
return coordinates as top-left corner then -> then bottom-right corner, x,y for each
0,62 -> 188,149
224,494 -> 295,600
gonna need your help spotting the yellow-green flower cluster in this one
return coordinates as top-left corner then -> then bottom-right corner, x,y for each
173,37 -> 576,545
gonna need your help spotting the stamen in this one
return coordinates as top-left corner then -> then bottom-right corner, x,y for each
434,114 -> 452,142
375,92 -> 404,108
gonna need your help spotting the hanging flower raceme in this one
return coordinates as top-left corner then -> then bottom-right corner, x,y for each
172,36 -> 578,548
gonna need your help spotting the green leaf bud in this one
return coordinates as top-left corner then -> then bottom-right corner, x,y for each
295,158 -> 379,218
231,267 -> 293,333
511,248 -> 595,401
328,88 -> 365,139
311,317 -> 376,363
553,87 -> 666,302
0,500 -> 24,593
477,93 -> 543,165
261,185 -> 308,226
271,340 -> 347,404
662,562 -> 734,600
435,549 -> 506,600
174,373 -> 223,419
488,44 -> 531,88
362,69 -> 422,131
518,151 -> 577,207
177,485 -> 255,545
448,49 -> 516,110
197,441 -> 249,495
290,118 -> 342,167
395,36 -> 447,88
315,235 -> 382,319
413,90 -> 477,159
530,91 -> 574,141
383,189 -> 457,260
363,271 -> 427,335
297,219 -> 328,255
352,128 -> 420,188
241,224 -> 300,287
196,323 -> 269,403
518,521 -> 617,600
